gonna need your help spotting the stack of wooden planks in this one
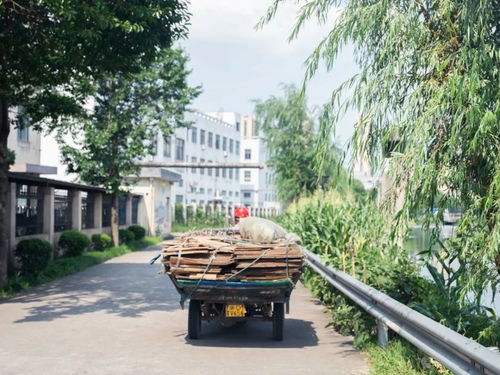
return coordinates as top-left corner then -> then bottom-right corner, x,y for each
161,236 -> 303,282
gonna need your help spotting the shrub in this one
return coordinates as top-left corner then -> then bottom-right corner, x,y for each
15,239 -> 53,275
91,233 -> 113,251
58,230 -> 90,257
119,229 -> 135,244
128,225 -> 146,240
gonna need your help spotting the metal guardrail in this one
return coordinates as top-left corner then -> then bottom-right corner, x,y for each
302,248 -> 500,375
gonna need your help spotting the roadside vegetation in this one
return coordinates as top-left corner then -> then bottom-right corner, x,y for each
1,224 -> 160,299
172,203 -> 228,233
258,0 -> 498,373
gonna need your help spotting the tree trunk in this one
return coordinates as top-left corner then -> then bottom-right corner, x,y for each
0,99 -> 11,288
111,195 -> 119,246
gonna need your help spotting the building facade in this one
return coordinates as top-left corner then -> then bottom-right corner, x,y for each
148,111 -> 242,207
239,115 -> 280,212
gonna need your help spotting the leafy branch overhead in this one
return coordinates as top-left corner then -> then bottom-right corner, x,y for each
260,0 -> 499,302
60,48 -> 202,194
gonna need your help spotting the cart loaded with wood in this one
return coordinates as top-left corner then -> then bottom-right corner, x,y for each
159,226 -> 304,341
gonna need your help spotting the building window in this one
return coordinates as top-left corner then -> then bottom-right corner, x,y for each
215,167 -> 220,177
102,195 -> 112,227
118,196 -> 127,226
175,138 -> 185,161
200,129 -> 206,145
191,127 -> 197,143
236,141 -> 240,155
208,189 -> 213,195
235,169 -> 240,180
208,132 -> 213,147
222,136 -> 227,151
245,149 -> 251,160
191,156 -> 197,173
229,191 -> 233,197
54,189 -> 72,232
200,187 -> 205,194
244,170 -> 251,182
200,158 -> 205,175
222,190 -> 227,197
243,192 -> 251,198
235,192 -> 239,197
229,139 -> 234,153
236,121 -> 240,132
222,168 -> 226,178
228,168 -> 233,179
151,134 -> 158,155
81,192 -> 95,229
175,195 -> 183,203
163,135 -> 171,157
15,184 -> 43,236
131,196 -> 140,224
208,160 -> 213,176
215,134 -> 220,149
17,112 -> 30,141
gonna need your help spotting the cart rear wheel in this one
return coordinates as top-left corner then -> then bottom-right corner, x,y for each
272,302 -> 285,341
188,300 -> 201,339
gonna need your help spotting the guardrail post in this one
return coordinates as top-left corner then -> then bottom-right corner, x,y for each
377,320 -> 388,348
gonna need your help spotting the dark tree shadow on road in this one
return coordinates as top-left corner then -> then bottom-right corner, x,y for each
185,318 -> 319,349
6,262 -> 180,323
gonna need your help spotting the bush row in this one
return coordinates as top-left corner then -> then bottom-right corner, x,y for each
15,225 -> 146,275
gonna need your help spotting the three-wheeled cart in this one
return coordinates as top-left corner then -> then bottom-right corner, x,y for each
169,277 -> 295,341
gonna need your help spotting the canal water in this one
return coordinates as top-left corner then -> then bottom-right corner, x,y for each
405,225 -> 500,313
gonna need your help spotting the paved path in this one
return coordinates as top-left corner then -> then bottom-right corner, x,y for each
0,246 -> 369,375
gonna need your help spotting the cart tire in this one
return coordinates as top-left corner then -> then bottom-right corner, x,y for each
188,300 -> 201,339
272,302 -> 285,341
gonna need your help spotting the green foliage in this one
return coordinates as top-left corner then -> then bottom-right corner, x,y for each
15,239 -> 53,275
174,203 -> 185,225
1,237 -> 161,299
366,339 -> 451,375
1,0 -> 190,120
128,225 -> 146,240
261,0 -> 500,306
91,234 -> 113,251
60,48 -> 201,194
119,229 -> 135,244
281,190 -> 499,369
254,84 -> 348,204
7,149 -> 15,166
58,230 -> 91,257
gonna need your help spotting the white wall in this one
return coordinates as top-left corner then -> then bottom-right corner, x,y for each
150,111 -> 242,206
7,107 -> 41,165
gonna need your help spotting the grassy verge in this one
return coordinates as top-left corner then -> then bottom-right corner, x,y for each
0,236 -> 161,299
365,339 -> 450,375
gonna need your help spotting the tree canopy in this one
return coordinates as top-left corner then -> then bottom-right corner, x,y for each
0,0 -> 190,286
260,0 -> 499,303
60,48 -> 200,244
255,84 -> 348,204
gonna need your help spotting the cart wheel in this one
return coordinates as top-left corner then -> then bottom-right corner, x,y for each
188,300 -> 201,339
272,302 -> 285,341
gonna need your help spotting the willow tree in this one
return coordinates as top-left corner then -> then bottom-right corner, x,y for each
260,1 -> 499,303
255,84 -> 348,204
61,49 -> 201,246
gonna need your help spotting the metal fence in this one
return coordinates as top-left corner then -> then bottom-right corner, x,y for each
302,248 -> 500,375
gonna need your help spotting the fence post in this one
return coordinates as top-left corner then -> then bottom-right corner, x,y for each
377,320 -> 389,348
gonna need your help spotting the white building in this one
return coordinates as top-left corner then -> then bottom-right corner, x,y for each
239,115 -> 280,212
149,111 -> 242,207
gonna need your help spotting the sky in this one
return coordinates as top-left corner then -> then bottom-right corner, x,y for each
179,0 -> 359,147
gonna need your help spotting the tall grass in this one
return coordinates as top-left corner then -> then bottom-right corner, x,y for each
279,190 -> 499,372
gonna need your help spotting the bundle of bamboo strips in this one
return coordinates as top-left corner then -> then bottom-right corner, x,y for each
161,235 -> 303,282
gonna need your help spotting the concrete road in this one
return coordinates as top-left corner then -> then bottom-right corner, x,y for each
0,246 -> 370,375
